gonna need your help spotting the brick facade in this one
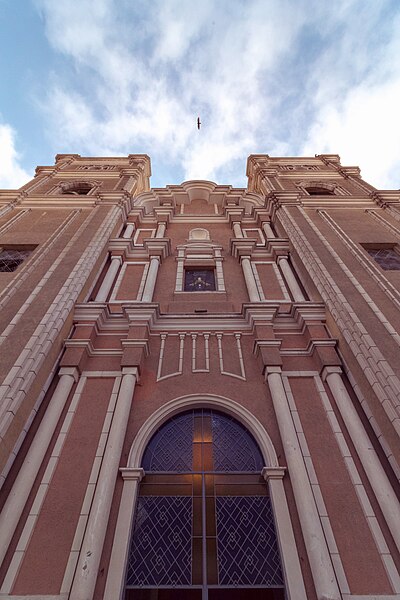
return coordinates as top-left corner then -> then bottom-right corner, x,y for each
0,153 -> 399,599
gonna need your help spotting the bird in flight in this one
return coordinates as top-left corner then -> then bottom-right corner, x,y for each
197,117 -> 201,130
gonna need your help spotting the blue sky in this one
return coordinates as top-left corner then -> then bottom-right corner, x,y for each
1,0 -> 400,190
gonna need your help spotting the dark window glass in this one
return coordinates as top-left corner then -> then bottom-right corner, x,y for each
126,496 -> 192,587
216,496 -> 283,586
305,186 -> 334,195
141,412 -> 194,472
0,249 -> 32,272
184,269 -> 216,291
61,182 -> 93,195
126,410 -> 284,597
367,248 -> 400,270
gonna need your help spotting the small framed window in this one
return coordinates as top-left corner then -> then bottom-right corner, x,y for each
184,269 -> 216,291
305,186 -> 334,196
364,246 -> 400,270
60,181 -> 94,195
0,247 -> 34,272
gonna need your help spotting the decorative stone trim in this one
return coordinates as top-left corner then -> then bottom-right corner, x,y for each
277,206 -> 400,439
0,209 -> 81,312
314,373 -> 400,591
0,369 -> 79,580
60,376 -> 122,594
268,369 -> 342,599
0,203 -> 124,441
319,210 -> 400,312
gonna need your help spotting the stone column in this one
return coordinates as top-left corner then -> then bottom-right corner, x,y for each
70,368 -> 138,600
241,256 -> 261,302
156,222 -> 166,238
142,256 -> 160,302
233,222 -> 243,238
266,367 -> 340,600
263,221 -> 275,239
123,223 -> 134,239
104,467 -> 144,600
277,256 -> 305,301
0,368 -> 78,568
95,256 -> 122,302
262,467 -> 307,600
324,368 -> 400,554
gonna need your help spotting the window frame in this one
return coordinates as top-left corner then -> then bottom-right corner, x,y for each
0,245 -> 36,273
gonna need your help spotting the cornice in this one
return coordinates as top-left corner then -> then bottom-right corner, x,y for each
370,190 -> 400,206
71,300 -> 327,333
230,238 -> 258,258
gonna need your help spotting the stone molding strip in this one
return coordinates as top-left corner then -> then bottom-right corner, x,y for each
281,374 -> 350,595
0,209 -> 81,309
319,210 -> 400,312
0,204 -> 123,441
278,206 -> 400,437
340,351 -> 400,482
0,209 -> 31,236
0,210 -> 84,344
60,376 -> 122,594
1,374 -> 85,594
314,374 -> 400,591
367,209 -> 400,237
0,346 -> 65,490
304,209 -> 400,347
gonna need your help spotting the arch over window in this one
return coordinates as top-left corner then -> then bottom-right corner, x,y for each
142,409 -> 264,473
305,186 -> 334,196
189,228 -> 210,241
60,181 -> 93,195
125,409 -> 284,599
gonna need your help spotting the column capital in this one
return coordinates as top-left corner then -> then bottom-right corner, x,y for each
58,366 -> 80,382
262,466 -> 286,481
321,365 -> 342,382
265,366 -> 282,376
122,366 -> 139,377
110,254 -> 123,265
120,467 -> 145,482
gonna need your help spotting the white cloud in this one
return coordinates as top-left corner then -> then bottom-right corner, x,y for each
33,0 -> 400,188
302,79 -> 400,189
0,124 -> 31,189
301,8 -> 400,189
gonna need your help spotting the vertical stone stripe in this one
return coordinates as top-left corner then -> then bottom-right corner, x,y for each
0,204 -> 122,438
70,368 -> 138,600
0,369 -> 78,570
266,368 -> 341,600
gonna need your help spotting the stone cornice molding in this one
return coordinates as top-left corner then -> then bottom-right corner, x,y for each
338,166 -> 361,177
143,237 -> 171,259
230,238 -> 258,258
267,191 -> 303,206
71,301 -> 327,336
314,153 -> 341,165
370,190 -> 400,206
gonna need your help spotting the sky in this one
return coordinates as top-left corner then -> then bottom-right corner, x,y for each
1,0 -> 400,190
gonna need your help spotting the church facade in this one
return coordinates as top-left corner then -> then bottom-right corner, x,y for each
0,152 -> 399,600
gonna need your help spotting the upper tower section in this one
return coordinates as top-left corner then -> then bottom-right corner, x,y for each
246,153 -> 376,201
29,153 -> 151,201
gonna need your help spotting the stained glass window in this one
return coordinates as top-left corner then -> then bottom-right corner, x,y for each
366,247 -> 400,270
305,186 -> 334,195
0,248 -> 33,273
126,410 -> 284,599
184,269 -> 216,291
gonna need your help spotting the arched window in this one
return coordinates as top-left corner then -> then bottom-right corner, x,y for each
60,181 -> 93,195
125,410 -> 284,600
304,186 -> 334,196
